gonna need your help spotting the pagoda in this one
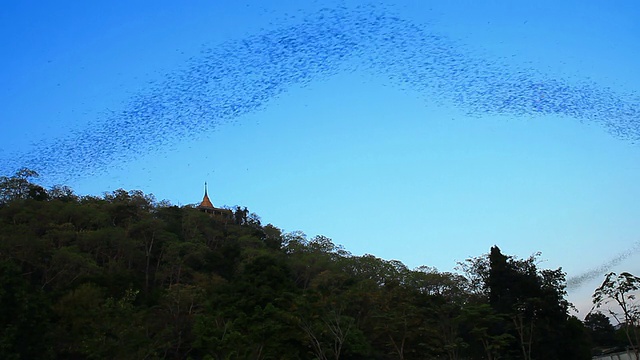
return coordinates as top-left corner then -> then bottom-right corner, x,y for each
197,182 -> 233,220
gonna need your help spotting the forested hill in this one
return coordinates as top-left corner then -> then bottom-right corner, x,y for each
0,169 -> 610,359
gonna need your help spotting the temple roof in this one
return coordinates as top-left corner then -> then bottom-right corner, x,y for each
198,182 -> 215,209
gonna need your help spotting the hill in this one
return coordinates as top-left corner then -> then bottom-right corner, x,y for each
0,169 -> 597,359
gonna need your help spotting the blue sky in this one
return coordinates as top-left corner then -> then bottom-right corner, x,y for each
1,0 -> 639,314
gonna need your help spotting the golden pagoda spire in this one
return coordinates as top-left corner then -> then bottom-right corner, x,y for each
199,181 -> 214,208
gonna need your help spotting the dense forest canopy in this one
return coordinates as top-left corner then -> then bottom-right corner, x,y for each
0,169 -> 635,359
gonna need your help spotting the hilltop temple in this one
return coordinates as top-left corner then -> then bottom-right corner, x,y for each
197,182 -> 233,220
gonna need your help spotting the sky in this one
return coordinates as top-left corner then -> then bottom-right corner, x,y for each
1,0 -> 639,315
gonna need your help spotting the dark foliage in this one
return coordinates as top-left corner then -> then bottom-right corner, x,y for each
0,171 -> 592,359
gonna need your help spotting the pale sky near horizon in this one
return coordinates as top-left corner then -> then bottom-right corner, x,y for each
1,0 -> 639,316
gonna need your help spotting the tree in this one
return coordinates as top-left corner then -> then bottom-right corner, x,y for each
406,268 -> 470,360
0,168 -> 48,204
296,271 -> 371,360
459,304 -> 513,360
592,272 -> 640,355
52,283 -> 150,359
0,260 -> 53,359
262,223 -> 283,249
481,246 -> 586,359
370,285 -> 415,359
584,311 -> 616,348
48,185 -> 77,202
